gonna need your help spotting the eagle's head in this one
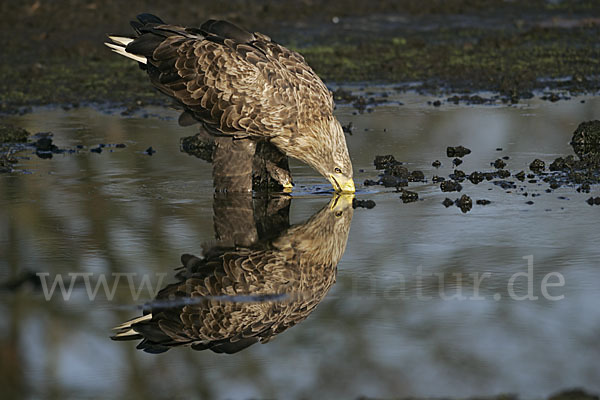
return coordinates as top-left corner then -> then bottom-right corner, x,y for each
279,117 -> 355,193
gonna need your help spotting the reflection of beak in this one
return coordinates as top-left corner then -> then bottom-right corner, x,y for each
329,175 -> 356,193
329,193 -> 355,211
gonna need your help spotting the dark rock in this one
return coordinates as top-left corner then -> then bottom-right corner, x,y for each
529,158 -> 545,172
456,194 -> 473,213
515,171 -> 526,181
449,170 -> 466,181
374,154 -> 396,169
577,183 -> 591,193
90,147 -> 102,154
145,146 -> 156,155
115,143 -> 127,148
586,196 -> 600,206
432,160 -> 441,168
497,169 -> 511,178
476,199 -> 491,205
468,171 -> 484,184
432,100 -> 441,107
571,120 -> 600,167
526,201 -> 534,205
363,179 -> 379,186
440,180 -> 462,192
386,163 -> 409,178
442,198 -> 454,207
352,199 -> 376,209
446,145 -> 471,158
400,189 -> 419,203
432,175 -> 445,183
453,158 -> 462,166
381,174 -> 407,188
35,137 -> 56,152
409,170 -> 425,182
493,158 -> 506,169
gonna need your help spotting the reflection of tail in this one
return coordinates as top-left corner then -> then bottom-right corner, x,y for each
111,314 -> 152,340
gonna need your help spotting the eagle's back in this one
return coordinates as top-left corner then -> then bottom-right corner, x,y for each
125,15 -> 333,140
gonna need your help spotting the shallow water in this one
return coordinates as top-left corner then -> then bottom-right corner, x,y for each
1,92 -> 600,399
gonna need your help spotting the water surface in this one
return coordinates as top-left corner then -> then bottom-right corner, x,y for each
1,93 -> 600,399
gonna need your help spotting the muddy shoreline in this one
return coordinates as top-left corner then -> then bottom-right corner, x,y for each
1,0 -> 599,114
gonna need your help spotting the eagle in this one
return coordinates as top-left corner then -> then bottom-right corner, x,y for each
111,194 -> 354,353
105,13 -> 355,193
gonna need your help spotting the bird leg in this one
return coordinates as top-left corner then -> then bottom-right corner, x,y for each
180,128 -> 293,192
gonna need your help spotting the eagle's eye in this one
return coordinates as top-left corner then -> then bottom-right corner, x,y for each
335,211 -> 343,217
334,167 -> 342,174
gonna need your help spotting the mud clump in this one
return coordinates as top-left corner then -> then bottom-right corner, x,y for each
352,199 -> 376,209
368,154 -> 425,189
0,123 -> 30,144
492,158 -> 506,169
515,171 -> 526,181
399,189 -> 419,203
447,94 -> 494,105
570,120 -> 600,167
442,198 -> 454,208
449,170 -> 466,181
440,180 -> 462,192
586,197 -> 600,206
442,195 -> 473,212
32,133 -> 66,159
386,163 -> 409,178
468,171 -> 485,184
374,154 -> 397,170
446,146 -> 471,158
409,170 -> 425,182
456,194 -> 473,213
145,146 -> 156,156
529,159 -> 546,172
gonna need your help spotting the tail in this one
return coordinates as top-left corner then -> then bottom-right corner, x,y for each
104,36 -> 147,64
104,13 -> 167,64
110,313 -> 152,340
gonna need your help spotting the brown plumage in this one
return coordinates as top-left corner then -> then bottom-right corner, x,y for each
112,194 -> 354,353
105,13 -> 354,192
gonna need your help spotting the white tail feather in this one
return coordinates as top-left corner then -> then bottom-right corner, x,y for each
108,35 -> 134,46
104,40 -> 147,64
113,313 -> 153,330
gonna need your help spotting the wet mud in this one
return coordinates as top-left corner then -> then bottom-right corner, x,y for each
368,119 -> 600,212
1,0 -> 599,113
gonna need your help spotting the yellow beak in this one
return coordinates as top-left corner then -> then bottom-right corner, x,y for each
329,193 -> 355,211
329,175 -> 356,193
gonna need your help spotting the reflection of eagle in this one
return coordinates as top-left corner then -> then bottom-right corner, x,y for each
112,195 -> 354,353
105,14 -> 354,193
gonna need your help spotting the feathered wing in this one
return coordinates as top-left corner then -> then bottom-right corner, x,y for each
114,248 -> 305,354
110,15 -> 311,139
111,195 -> 353,354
